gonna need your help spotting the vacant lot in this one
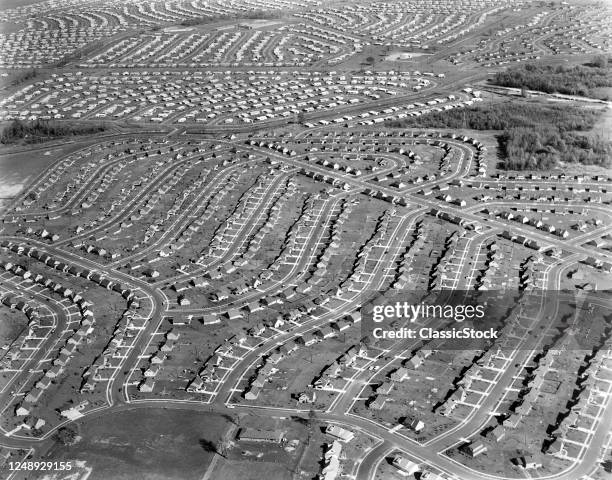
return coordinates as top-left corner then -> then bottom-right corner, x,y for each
46,407 -> 231,480
211,459 -> 291,480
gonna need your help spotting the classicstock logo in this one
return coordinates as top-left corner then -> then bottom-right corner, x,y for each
360,290 -> 610,351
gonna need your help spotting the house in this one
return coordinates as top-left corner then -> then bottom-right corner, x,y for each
376,381 -> 394,395
297,391 -> 316,404
268,352 -> 284,364
314,326 -> 336,339
59,401 -> 89,419
244,386 -> 261,400
23,416 -> 46,430
45,364 -> 63,378
35,376 -> 52,390
243,302 -> 262,314
520,454 -> 542,469
250,323 -> 266,336
449,386 -> 467,403
150,352 -> 166,364
259,364 -> 277,377
503,413 -> 522,429
225,308 -> 243,320
544,437 -> 564,456
191,276 -> 209,287
237,428 -> 285,443
54,353 -> 71,367
233,332 -> 248,344
325,425 -> 355,443
186,376 -> 204,393
284,341 -> 299,354
251,374 -> 267,388
390,367 -> 409,382
420,470 -> 446,480
461,440 -> 487,458
15,404 -> 30,416
357,344 -> 369,358
392,456 -> 420,475
160,340 -> 175,352
332,319 -> 352,332
201,314 -> 220,325
144,364 -> 161,377
403,415 -> 425,433
314,377 -> 345,391
406,354 -> 424,369
166,330 -> 180,341
486,424 -> 506,443
298,333 -> 318,346
139,377 -> 155,392
368,395 -> 387,410
24,388 -> 43,403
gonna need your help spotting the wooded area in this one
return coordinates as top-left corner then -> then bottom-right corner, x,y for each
0,119 -> 106,145
491,58 -> 612,99
385,101 -> 610,170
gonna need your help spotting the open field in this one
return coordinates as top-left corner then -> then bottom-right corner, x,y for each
43,408 -> 231,480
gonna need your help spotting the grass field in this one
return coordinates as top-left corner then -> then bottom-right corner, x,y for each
211,458 -> 292,480
0,146 -> 65,204
45,407 -> 231,480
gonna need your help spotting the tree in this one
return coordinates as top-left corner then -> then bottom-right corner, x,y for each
199,439 -> 224,457
365,56 -> 375,65
307,409 -> 317,432
221,414 -> 237,426
56,426 -> 78,445
591,54 -> 609,69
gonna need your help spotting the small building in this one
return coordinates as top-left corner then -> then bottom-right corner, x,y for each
325,424 -> 355,443
461,440 -> 487,458
368,395 -> 387,410
237,428 -> 285,443
392,456 -> 420,475
139,377 -> 155,392
404,415 -> 425,433
244,386 -> 261,400
390,367 -> 409,382
520,454 -> 542,469
486,424 -> 506,443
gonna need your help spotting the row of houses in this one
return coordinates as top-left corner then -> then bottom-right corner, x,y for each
543,344 -> 611,457
81,307 -> 144,393
313,344 -> 369,392
6,271 -> 95,428
137,330 -> 181,393
338,209 -> 395,293
499,231 -> 546,253
366,344 -> 437,412
1,70 -> 407,126
301,199 -> 352,287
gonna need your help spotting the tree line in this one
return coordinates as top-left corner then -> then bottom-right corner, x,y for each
0,119 -> 106,145
180,10 -> 282,26
385,101 -> 610,170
